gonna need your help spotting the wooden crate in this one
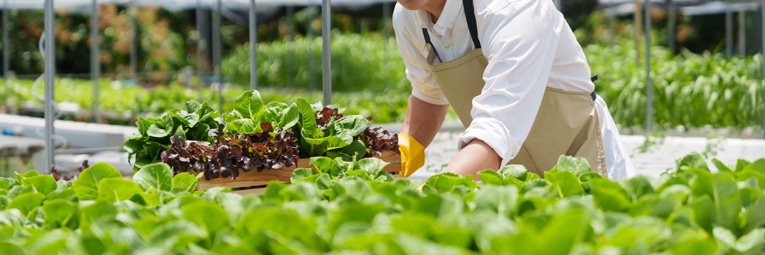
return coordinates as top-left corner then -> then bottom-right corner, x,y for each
197,150 -> 401,192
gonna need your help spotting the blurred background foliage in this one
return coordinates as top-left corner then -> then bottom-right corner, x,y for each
0,2 -> 762,130
3,2 -> 761,85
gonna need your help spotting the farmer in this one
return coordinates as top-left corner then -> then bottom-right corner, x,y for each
394,0 -> 635,180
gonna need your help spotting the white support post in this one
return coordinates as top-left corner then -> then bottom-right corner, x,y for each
287,6 -> 293,89
130,1 -> 137,81
2,0 -> 8,112
213,0 -> 222,113
91,0 -> 101,123
196,0 -> 205,101
308,6 -> 317,91
44,0 -> 56,171
322,0 -> 332,106
761,0 -> 765,138
739,9 -> 746,57
249,0 -> 257,90
645,0 -> 652,132
383,2 -> 391,88
726,3 -> 733,57
668,0 -> 675,52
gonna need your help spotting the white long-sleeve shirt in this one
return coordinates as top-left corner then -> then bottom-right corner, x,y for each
393,0 -> 635,179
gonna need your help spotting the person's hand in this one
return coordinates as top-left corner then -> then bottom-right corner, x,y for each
398,133 -> 425,177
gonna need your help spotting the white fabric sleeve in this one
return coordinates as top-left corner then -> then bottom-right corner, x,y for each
458,2 -> 562,166
392,6 -> 449,106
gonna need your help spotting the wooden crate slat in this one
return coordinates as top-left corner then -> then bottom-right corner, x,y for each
196,159 -> 305,191
232,187 -> 268,196
196,150 -> 401,191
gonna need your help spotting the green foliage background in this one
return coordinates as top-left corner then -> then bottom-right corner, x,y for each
1,7 -> 763,132
222,32 -> 407,92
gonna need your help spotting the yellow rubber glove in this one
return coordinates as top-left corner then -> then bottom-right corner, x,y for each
398,133 -> 425,177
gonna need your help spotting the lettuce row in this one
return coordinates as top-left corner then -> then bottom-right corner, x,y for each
1,152 -> 764,254
1,152 -> 763,254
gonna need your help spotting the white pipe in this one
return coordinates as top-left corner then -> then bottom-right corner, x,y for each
213,0 -> 222,113
383,2 -> 391,88
645,0 -> 652,132
196,0 -> 204,101
739,9 -> 745,57
668,0 -> 675,52
249,0 -> 257,89
287,6 -> 293,90
322,0 -> 331,106
2,0 -> 8,111
130,0 -> 137,80
726,3 -> 733,56
44,0 -> 56,171
761,0 -> 765,138
308,7 -> 317,90
91,0 -> 100,123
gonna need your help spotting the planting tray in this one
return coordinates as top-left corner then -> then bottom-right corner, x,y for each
197,150 -> 401,192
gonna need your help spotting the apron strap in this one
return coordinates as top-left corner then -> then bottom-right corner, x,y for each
462,0 -> 481,49
421,28 -> 441,62
421,28 -> 432,45
590,74 -> 598,101
423,0 -> 481,50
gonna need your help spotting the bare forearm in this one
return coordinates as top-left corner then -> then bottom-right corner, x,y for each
444,139 -> 501,179
400,96 -> 449,148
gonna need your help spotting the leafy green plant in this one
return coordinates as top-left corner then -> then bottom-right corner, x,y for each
290,156 -> 395,185
586,38 -> 764,131
293,97 -> 371,159
0,152 -> 764,254
222,90 -> 300,134
122,100 -> 220,171
121,89 -> 398,180
220,90 -> 393,160
218,90 -> 387,159
161,124 -> 300,180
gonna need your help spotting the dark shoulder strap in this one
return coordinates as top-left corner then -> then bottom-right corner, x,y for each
422,28 -> 432,45
422,1 -> 480,51
462,0 -> 481,49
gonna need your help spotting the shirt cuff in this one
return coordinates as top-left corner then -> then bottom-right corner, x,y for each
457,117 -> 521,167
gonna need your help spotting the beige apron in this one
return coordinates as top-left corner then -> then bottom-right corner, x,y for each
422,0 -> 607,177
